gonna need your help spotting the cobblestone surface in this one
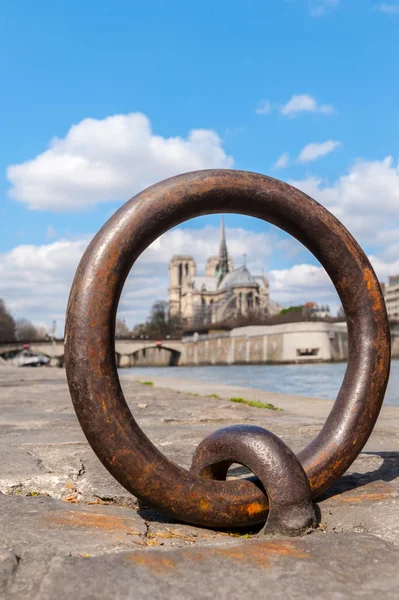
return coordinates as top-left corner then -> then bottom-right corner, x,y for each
1,366 -> 399,598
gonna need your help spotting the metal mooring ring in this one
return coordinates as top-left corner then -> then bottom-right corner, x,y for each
191,425 -> 317,536
65,169 -> 390,530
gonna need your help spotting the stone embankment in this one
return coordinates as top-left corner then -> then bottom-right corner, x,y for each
2,322 -> 399,368
1,366 -> 399,598
182,321 -> 349,365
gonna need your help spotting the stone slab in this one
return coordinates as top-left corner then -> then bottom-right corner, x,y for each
7,533 -> 399,600
1,366 -> 399,598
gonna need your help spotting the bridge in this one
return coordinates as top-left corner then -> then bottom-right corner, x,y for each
4,323 -> 398,368
0,339 -> 184,368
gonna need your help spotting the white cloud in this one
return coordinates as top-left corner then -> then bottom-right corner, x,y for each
280,94 -> 334,117
269,263 -> 336,305
4,154 -> 399,330
272,141 -> 339,170
256,94 -> 333,118
374,3 -> 399,14
0,238 -> 90,334
368,255 -> 399,281
6,113 -> 233,212
255,100 -> 272,115
272,155 -> 399,302
297,140 -> 341,163
289,156 -> 399,291
3,209 -> 398,331
289,156 -> 399,240
273,152 -> 290,170
268,252 -> 399,312
0,225 -> 275,333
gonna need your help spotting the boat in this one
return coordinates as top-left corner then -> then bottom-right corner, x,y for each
11,349 -> 50,367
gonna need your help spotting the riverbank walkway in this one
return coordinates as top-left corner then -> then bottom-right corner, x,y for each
1,366 -> 399,598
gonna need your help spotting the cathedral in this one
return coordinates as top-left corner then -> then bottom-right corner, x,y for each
169,218 -> 278,326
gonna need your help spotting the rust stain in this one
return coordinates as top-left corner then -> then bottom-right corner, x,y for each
330,482 -> 397,504
126,554 -> 177,574
212,539 -> 309,567
125,539 -> 309,573
246,502 -> 264,516
331,459 -> 342,471
364,267 -> 382,312
339,492 -> 392,503
42,510 -> 141,535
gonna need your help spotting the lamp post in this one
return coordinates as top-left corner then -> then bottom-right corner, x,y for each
51,320 -> 56,357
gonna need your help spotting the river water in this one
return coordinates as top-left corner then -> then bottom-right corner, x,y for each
124,360 -> 399,406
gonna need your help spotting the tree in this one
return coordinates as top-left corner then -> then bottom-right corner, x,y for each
132,301 -> 183,338
0,299 -> 16,342
147,301 -> 169,338
279,305 -> 304,315
200,302 -> 336,332
15,318 -> 41,341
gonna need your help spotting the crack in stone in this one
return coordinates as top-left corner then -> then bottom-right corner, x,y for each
76,459 -> 86,480
144,521 -> 150,538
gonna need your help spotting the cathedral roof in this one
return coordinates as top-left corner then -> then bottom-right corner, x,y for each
192,276 -> 218,291
218,266 -> 258,290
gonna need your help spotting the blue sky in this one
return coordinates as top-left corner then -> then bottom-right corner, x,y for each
0,0 -> 398,332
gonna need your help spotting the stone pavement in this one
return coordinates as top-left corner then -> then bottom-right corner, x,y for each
1,366 -> 399,599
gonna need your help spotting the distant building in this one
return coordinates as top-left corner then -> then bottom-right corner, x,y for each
303,302 -> 331,319
383,275 -> 399,319
169,217 -> 280,326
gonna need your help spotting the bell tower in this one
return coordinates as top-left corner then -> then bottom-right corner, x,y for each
169,256 -> 196,317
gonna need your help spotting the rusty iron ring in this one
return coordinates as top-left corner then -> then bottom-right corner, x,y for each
191,425 -> 317,536
65,169 -> 390,528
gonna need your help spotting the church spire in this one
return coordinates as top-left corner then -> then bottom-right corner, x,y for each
219,216 -> 229,279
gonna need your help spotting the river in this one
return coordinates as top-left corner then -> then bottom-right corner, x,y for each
124,359 -> 399,406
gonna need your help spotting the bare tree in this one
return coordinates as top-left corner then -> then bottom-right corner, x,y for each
132,301 -> 183,338
0,299 -> 16,342
15,318 -> 40,341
